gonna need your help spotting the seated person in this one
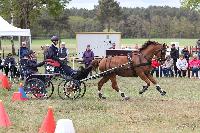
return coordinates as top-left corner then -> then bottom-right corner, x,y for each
176,54 -> 188,77
46,36 -> 91,80
3,53 -> 17,77
25,50 -> 45,77
151,56 -> 162,77
162,55 -> 174,77
189,54 -> 200,78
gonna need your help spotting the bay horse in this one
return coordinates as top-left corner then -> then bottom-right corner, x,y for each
91,41 -> 167,100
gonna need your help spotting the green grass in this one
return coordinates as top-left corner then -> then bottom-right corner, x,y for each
1,77 -> 200,133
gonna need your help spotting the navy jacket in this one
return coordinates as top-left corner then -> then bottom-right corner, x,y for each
170,48 -> 179,60
26,59 -> 45,75
4,57 -> 16,66
20,47 -> 29,58
46,44 -> 60,61
58,47 -> 68,58
181,49 -> 190,61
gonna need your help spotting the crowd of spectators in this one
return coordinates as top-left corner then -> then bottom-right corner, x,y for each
151,43 -> 200,79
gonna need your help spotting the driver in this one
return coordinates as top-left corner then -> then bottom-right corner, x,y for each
46,36 -> 77,76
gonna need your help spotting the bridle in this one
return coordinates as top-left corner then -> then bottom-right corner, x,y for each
156,44 -> 167,62
140,44 -> 167,63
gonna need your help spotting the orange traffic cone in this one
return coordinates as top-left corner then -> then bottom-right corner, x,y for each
1,74 -> 11,90
39,106 -> 56,133
0,100 -> 12,127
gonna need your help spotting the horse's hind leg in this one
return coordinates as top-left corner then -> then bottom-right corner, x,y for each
98,76 -> 109,99
146,74 -> 166,96
109,74 -> 130,100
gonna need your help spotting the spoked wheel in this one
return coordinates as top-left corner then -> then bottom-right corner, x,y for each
58,79 -> 85,100
78,81 -> 86,98
24,78 -> 54,99
44,81 -> 54,99
12,76 -> 20,84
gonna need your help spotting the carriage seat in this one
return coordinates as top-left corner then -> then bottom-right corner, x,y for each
45,59 -> 61,74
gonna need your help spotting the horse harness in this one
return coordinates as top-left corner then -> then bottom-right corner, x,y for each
103,46 -> 165,73
127,52 -> 151,71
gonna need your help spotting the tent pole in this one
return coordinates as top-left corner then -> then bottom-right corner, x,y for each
18,36 -> 21,61
29,36 -> 31,50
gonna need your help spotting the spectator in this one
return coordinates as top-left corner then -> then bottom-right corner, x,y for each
176,54 -> 188,77
181,47 -> 190,61
151,56 -> 161,77
58,42 -> 69,62
170,44 -> 179,77
3,53 -> 16,77
197,39 -> 200,59
134,44 -> 139,49
82,45 -> 94,69
25,50 -> 45,77
162,55 -> 174,77
189,54 -> 200,78
19,42 -> 29,59
109,43 -> 116,49
181,46 -> 190,77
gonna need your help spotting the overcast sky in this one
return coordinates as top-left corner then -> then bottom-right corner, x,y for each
68,0 -> 181,9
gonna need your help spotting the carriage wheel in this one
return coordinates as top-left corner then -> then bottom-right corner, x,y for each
24,78 -> 53,99
45,81 -> 54,99
78,81 -> 86,98
58,80 -> 81,100
12,76 -> 20,84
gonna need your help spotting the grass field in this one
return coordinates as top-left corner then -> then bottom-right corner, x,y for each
0,77 -> 200,133
0,38 -> 200,133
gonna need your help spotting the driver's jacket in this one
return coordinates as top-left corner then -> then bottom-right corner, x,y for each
46,44 -> 60,61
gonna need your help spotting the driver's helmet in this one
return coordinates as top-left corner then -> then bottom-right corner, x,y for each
51,36 -> 59,42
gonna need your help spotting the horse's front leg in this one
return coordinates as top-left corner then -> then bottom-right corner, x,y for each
146,73 -> 166,96
136,72 -> 151,94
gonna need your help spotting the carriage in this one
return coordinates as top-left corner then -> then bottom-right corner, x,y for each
23,60 -> 86,100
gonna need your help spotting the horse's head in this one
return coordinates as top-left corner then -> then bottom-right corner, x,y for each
140,41 -> 167,63
154,43 -> 167,63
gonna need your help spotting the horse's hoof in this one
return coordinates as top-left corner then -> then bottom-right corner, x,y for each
98,93 -> 106,99
139,90 -> 145,95
161,91 -> 166,96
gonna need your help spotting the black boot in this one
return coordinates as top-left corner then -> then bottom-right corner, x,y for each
139,86 -> 148,94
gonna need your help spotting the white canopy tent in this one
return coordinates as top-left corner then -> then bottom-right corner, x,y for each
0,16 -> 31,36
0,16 -> 31,50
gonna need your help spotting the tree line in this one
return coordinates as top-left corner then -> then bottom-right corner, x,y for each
0,0 -> 200,39
34,6 -> 200,39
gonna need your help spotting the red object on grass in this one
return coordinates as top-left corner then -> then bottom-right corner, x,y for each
0,100 -> 12,127
0,74 -> 11,90
12,92 -> 28,102
39,106 -> 56,133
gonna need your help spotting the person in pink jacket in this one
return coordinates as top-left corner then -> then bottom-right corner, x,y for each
189,54 -> 200,78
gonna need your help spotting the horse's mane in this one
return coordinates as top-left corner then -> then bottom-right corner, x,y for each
139,41 -> 160,51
